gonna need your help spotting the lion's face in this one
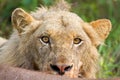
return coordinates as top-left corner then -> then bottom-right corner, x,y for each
28,11 -> 92,78
12,8 -> 111,78
30,12 -> 87,77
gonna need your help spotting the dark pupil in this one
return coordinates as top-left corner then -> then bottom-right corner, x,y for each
42,36 -> 49,43
74,38 -> 81,44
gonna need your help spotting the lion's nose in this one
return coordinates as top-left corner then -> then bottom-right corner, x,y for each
50,64 -> 73,75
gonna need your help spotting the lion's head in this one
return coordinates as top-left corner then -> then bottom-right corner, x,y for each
11,0 -> 111,78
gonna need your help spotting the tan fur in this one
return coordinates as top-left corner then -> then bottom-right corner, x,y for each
0,0 -> 112,79
0,37 -> 7,46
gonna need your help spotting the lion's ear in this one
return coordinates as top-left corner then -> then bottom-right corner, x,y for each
90,19 -> 112,41
83,19 -> 112,46
12,8 -> 35,33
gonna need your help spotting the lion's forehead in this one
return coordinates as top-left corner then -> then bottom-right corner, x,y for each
36,11 -> 85,35
40,11 -> 83,27
36,23 -> 86,40
42,11 -> 83,21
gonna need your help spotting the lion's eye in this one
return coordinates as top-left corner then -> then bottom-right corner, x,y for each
73,38 -> 82,44
40,36 -> 49,43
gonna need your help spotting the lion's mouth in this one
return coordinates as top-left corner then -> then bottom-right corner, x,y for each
41,61 -> 83,78
44,66 -> 80,78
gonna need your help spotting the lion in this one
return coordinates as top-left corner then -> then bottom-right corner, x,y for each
0,37 -> 7,46
0,0 -> 112,78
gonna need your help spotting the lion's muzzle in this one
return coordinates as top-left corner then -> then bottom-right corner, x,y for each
50,64 -> 73,75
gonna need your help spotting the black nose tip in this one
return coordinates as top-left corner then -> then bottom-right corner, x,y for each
50,64 -> 73,75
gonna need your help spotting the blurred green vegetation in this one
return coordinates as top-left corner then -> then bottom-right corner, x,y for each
0,0 -> 120,78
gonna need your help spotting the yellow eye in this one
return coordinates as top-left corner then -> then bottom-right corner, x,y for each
41,36 -> 49,43
73,38 -> 82,44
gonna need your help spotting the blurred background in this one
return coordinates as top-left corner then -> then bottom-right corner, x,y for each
0,0 -> 120,78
